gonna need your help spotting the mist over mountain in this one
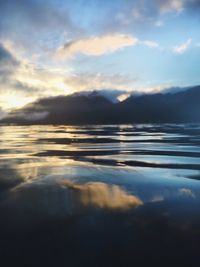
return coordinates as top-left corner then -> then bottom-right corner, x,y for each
1,86 -> 200,124
71,89 -> 127,103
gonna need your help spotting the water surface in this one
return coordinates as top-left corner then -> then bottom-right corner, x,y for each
0,124 -> 200,266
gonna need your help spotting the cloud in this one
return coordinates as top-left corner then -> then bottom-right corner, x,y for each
117,93 -> 131,102
150,195 -> 165,203
111,1 -> 157,28
142,40 -> 159,48
157,0 -> 184,14
60,181 -> 143,210
155,20 -> 164,27
0,41 -> 74,110
184,0 -> 200,13
0,43 -> 17,63
178,188 -> 196,199
0,41 -> 137,111
110,0 -> 200,31
0,108 -> 7,119
72,89 -> 127,103
0,0 -> 76,37
64,72 -> 137,92
105,0 -> 186,32
12,111 -> 49,121
173,38 -> 192,54
0,0 -> 81,65
56,34 -> 138,59
0,43 -> 19,79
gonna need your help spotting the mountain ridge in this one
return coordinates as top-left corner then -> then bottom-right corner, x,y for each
1,86 -> 200,124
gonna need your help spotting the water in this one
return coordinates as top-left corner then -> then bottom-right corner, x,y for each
0,124 -> 200,266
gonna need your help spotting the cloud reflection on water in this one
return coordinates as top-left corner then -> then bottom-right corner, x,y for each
1,124 -> 200,266
60,181 -> 143,210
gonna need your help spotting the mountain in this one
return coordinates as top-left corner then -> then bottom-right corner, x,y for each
1,86 -> 200,124
2,94 -> 113,124
119,86 -> 200,123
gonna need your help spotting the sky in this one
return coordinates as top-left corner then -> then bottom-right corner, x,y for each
0,0 -> 200,111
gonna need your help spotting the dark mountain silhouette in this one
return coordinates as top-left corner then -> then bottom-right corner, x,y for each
119,86 -> 200,123
1,86 -> 200,124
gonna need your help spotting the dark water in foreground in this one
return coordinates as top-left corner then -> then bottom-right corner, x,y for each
1,124 -> 200,266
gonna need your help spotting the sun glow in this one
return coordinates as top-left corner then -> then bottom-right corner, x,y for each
0,94 -> 35,110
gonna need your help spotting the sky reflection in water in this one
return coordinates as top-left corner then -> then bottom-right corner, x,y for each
0,124 -> 200,266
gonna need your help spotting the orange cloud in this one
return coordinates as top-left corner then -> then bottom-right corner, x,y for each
56,34 -> 138,59
60,181 -> 143,210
